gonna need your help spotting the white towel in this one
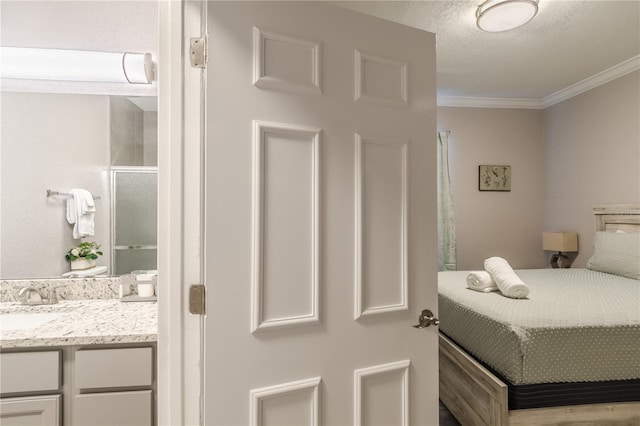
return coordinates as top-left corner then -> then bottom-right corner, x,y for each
484,257 -> 529,299
66,188 -> 95,239
466,271 -> 498,293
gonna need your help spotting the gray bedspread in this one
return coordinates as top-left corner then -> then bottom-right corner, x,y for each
438,268 -> 640,385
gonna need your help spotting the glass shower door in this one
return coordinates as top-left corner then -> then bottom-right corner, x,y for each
111,167 -> 158,275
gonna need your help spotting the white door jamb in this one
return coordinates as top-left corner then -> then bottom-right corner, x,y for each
158,1 -> 206,425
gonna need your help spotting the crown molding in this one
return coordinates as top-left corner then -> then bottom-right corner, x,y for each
541,55 -> 640,108
437,55 -> 640,110
437,95 -> 544,109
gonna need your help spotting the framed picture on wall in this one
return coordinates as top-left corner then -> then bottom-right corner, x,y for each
479,165 -> 511,191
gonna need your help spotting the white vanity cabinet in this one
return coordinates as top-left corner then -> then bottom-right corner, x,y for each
0,350 -> 62,426
0,344 -> 155,426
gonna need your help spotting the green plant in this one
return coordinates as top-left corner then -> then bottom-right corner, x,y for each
65,241 -> 103,261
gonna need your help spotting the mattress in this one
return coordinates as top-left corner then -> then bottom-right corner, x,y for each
505,378 -> 640,409
438,268 -> 640,385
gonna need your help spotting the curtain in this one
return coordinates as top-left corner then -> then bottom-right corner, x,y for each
437,131 -> 457,271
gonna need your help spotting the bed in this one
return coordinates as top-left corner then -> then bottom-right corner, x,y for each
438,205 -> 640,425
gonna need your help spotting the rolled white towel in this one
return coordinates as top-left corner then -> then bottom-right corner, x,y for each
484,257 -> 529,299
466,271 -> 498,293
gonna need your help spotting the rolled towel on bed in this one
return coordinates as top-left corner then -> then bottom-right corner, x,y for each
484,257 -> 529,299
466,271 -> 498,293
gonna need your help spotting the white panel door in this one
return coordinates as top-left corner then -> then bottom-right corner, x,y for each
205,2 -> 438,425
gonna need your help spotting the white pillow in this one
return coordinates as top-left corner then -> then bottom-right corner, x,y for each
587,231 -> 640,280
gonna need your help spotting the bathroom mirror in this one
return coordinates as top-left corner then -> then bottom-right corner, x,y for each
0,92 -> 158,279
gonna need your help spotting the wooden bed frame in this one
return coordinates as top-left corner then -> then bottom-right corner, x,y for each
439,204 -> 640,425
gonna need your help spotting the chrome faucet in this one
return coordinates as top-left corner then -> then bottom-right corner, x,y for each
17,286 -> 60,305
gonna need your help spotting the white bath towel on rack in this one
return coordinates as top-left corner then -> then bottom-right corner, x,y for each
66,188 -> 96,238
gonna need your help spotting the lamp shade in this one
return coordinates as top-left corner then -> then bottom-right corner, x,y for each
543,232 -> 578,252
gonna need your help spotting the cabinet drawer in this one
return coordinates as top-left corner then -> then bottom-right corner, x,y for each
0,351 -> 60,394
75,347 -> 153,390
74,390 -> 152,426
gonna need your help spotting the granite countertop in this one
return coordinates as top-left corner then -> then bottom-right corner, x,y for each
0,299 -> 157,349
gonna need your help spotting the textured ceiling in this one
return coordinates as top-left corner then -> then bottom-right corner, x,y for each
338,1 -> 640,103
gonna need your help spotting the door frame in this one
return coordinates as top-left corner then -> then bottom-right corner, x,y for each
158,1 -> 205,425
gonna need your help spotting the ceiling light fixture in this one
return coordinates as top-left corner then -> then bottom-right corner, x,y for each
0,47 -> 154,84
476,0 -> 539,32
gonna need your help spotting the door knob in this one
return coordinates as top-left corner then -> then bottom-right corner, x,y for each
413,309 -> 439,329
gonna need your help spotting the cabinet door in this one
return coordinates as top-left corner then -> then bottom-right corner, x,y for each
0,394 -> 61,426
73,390 -> 152,426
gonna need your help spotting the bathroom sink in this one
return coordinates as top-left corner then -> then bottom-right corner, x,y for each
0,313 -> 63,332
0,303 -> 77,315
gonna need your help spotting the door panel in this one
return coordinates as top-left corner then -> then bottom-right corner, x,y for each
354,360 -> 410,426
205,2 -> 437,424
355,51 -> 408,108
253,27 -> 322,95
355,135 -> 408,318
250,377 -> 321,426
251,121 -> 321,332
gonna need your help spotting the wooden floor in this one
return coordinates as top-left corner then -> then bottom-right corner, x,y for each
439,400 -> 461,426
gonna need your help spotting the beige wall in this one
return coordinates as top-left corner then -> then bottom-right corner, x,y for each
438,71 -> 639,271
437,107 -> 545,270
543,71 -> 640,267
0,1 -> 156,55
110,97 -> 158,167
111,96 -> 144,166
1,92 -> 111,278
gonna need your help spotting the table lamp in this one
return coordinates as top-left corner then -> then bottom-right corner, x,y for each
543,232 -> 578,268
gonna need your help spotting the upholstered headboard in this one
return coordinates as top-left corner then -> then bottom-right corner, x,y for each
594,204 -> 640,232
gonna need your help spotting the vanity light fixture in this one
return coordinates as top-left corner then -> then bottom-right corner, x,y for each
0,47 -> 154,84
476,0 -> 539,32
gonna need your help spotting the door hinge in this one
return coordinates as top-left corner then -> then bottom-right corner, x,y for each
190,37 -> 207,68
189,284 -> 206,315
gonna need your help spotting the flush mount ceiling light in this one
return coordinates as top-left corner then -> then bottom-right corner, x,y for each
476,0 -> 539,32
0,47 -> 154,84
